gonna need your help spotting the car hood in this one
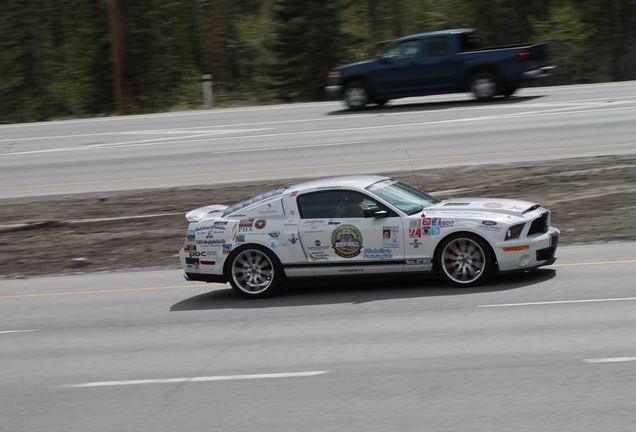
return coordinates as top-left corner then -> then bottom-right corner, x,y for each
426,198 -> 542,217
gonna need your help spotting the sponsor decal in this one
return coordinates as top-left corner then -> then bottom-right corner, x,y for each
331,225 -> 363,258
481,220 -> 498,226
317,186 -> 341,189
196,239 -> 226,246
431,218 -> 441,226
363,248 -> 393,260
409,219 -> 422,238
338,268 -> 363,273
270,241 -> 287,248
342,219 -> 362,223
289,233 -> 299,245
290,191 -> 298,197
185,257 -> 200,272
195,225 -> 214,232
235,234 -> 246,243
382,226 -> 400,248
258,203 -> 278,215
222,244 -> 233,254
186,230 -> 196,241
184,244 -> 197,251
422,226 -> 432,236
254,219 -> 267,230
284,220 -> 298,227
290,210 -> 296,216
309,253 -> 329,261
303,219 -> 328,226
477,224 -> 502,231
238,219 -> 254,232
406,258 -> 432,265
483,202 -> 503,209
315,240 -> 322,246
189,251 -> 211,257
440,220 -> 455,228
409,238 -> 423,248
268,231 -> 281,238
432,226 -> 440,235
328,219 -> 341,225
421,218 -> 431,226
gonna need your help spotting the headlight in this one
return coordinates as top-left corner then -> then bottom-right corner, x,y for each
505,224 -> 525,240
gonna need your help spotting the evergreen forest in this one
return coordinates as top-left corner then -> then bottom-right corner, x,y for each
1,0 -> 635,124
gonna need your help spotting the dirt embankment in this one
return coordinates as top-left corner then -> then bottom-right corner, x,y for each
1,155 -> 634,278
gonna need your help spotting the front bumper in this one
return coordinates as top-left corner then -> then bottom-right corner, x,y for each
325,85 -> 343,100
495,227 -> 560,272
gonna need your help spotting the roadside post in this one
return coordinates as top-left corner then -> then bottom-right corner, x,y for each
202,74 -> 213,109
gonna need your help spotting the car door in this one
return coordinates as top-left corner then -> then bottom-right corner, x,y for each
296,190 -> 405,277
418,35 -> 458,89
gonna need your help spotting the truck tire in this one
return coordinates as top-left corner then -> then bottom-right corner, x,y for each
470,72 -> 498,102
344,81 -> 369,110
375,99 -> 389,107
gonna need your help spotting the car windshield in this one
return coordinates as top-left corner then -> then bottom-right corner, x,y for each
366,179 -> 440,215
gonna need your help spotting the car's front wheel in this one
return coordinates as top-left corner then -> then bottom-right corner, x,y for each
437,233 -> 493,287
227,245 -> 283,298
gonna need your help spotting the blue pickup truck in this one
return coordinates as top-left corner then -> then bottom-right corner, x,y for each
325,29 -> 553,110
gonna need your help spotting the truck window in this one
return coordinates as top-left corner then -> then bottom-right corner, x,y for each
459,32 -> 480,52
381,40 -> 421,62
427,36 -> 450,57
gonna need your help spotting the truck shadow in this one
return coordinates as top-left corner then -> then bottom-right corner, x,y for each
170,268 -> 556,311
326,95 -> 545,116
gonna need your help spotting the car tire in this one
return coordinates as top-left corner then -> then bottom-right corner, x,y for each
470,72 -> 499,102
436,233 -> 493,287
227,245 -> 284,299
344,81 -> 369,110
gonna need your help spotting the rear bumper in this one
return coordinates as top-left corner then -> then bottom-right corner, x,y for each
522,65 -> 555,79
325,85 -> 343,100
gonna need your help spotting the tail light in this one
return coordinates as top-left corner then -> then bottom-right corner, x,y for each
327,71 -> 341,86
518,52 -> 534,70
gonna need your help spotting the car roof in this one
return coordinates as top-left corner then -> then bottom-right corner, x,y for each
288,175 -> 391,192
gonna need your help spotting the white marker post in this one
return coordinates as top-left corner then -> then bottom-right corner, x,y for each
202,74 -> 213,109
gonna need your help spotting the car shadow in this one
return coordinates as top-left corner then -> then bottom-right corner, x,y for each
325,95 -> 545,116
170,268 -> 556,311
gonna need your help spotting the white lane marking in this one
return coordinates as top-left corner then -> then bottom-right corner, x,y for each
478,297 -> 636,308
60,371 -> 328,388
583,357 -> 636,363
211,140 -> 376,154
0,330 -> 39,334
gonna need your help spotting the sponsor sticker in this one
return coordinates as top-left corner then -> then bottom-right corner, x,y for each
481,220 -> 498,226
363,247 -> 393,260
331,225 -> 363,258
409,219 -> 422,238
382,226 -> 400,248
254,219 -> 267,230
238,219 -> 254,232
483,203 -> 503,209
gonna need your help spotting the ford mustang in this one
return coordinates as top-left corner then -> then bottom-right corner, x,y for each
180,176 -> 559,298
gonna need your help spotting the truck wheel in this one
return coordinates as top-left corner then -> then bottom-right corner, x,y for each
227,245 -> 283,299
344,81 -> 369,110
470,72 -> 498,102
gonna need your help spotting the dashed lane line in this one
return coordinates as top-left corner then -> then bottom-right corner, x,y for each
59,371 -> 329,388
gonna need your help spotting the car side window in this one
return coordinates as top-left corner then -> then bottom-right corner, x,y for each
381,40 -> 421,62
427,36 -> 450,57
298,191 -> 377,218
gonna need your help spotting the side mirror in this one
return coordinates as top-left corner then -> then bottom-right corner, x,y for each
364,206 -> 389,218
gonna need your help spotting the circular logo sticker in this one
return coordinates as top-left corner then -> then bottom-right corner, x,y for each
483,202 -> 503,209
254,219 -> 267,229
331,225 -> 363,258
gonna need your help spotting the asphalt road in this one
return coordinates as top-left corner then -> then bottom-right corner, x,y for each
1,242 -> 636,432
1,81 -> 636,199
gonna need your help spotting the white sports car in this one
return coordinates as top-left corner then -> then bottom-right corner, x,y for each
180,176 -> 559,298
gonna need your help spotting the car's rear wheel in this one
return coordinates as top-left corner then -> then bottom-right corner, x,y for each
227,245 -> 283,298
470,72 -> 498,102
344,81 -> 369,110
437,233 -> 493,287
